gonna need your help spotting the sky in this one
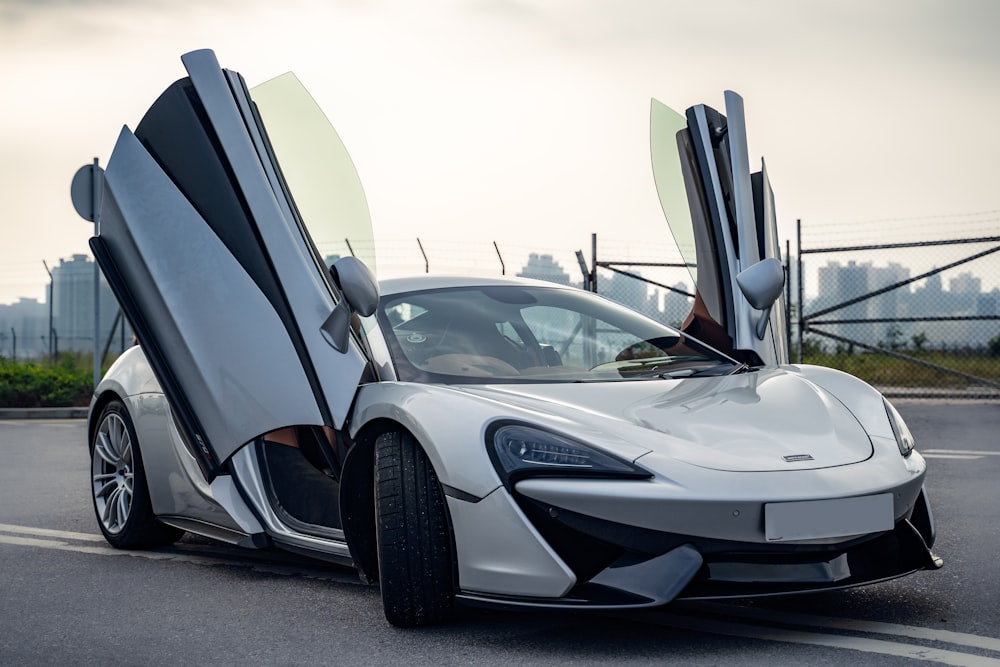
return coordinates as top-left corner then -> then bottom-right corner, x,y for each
1,0 -> 999,305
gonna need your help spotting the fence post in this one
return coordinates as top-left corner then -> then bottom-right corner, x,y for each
796,218 -> 803,363
785,239 -> 792,357
493,241 -> 505,276
591,233 -> 598,293
416,238 -> 429,274
575,251 -> 590,291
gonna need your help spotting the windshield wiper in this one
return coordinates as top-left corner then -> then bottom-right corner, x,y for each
662,361 -> 748,379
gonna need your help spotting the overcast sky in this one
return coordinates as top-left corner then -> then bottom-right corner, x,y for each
1,0 -> 998,304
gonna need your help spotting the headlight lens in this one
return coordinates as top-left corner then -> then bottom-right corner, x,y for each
489,423 -> 650,484
884,398 -> 915,456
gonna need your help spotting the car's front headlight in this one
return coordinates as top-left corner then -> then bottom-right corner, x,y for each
883,398 -> 915,457
487,422 -> 651,486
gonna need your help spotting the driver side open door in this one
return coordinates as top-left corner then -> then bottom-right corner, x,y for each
91,50 -> 373,480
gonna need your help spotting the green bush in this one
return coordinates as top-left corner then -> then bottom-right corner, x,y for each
0,355 -> 93,407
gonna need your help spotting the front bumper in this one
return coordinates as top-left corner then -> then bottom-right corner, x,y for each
448,477 -> 940,611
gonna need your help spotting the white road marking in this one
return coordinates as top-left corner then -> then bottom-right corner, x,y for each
0,522 -> 106,542
645,612 -> 1000,667
923,449 -> 1000,456
0,533 -> 226,562
923,455 -> 984,460
683,601 -> 1000,653
0,523 -> 362,585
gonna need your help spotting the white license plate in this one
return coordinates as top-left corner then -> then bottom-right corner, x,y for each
765,493 -> 894,542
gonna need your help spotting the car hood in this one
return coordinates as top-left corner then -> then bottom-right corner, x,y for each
452,367 -> 873,472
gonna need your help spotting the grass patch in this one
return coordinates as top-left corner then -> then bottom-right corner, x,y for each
802,349 -> 1000,388
0,355 -> 94,407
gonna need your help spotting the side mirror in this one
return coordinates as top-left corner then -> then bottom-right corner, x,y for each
320,256 -> 379,352
736,258 -> 784,340
331,256 -> 379,317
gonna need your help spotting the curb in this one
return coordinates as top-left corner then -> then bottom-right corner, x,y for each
0,407 -> 89,420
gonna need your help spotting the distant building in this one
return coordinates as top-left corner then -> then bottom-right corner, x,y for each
978,290 -> 999,317
50,255 -> 132,356
0,298 -> 46,360
662,283 -> 693,328
949,272 -> 981,295
517,253 -> 575,286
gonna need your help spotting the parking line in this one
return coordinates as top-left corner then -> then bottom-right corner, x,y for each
923,450 -> 1000,456
644,612 -> 1000,667
922,454 -> 984,460
0,522 -> 105,542
0,523 -> 362,585
681,601 -> 1000,653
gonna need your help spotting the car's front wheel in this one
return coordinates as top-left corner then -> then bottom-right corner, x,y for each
374,430 -> 456,627
90,400 -> 183,548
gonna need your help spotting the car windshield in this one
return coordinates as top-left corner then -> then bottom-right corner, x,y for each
376,284 -> 737,383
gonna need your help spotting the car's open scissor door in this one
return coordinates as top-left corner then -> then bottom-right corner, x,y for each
91,50 -> 373,480
650,91 -> 787,365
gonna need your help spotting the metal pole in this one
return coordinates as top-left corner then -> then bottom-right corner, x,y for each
590,233 -> 598,294
10,327 -> 15,361
92,157 -> 101,388
42,260 -> 53,361
796,218 -> 803,363
493,241 -> 505,276
416,238 -> 429,273
785,239 -> 792,356
575,251 -> 590,291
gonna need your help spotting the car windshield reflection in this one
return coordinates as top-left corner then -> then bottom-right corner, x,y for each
376,285 -> 735,383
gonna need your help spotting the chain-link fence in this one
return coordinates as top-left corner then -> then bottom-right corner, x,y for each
0,241 -> 593,363
4,221 -> 998,401
582,216 -> 1000,400
795,214 -> 1000,399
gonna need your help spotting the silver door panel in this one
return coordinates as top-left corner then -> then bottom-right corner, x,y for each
182,50 -> 368,430
101,127 -> 323,462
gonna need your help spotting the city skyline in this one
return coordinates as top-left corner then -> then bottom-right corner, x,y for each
3,249 -> 995,361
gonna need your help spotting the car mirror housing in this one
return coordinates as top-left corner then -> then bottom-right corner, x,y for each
736,257 -> 784,310
320,256 -> 379,353
736,258 -> 784,340
331,256 -> 379,317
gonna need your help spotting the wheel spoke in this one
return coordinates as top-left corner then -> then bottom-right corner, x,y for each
94,479 -> 117,499
120,435 -> 132,468
95,431 -> 119,467
103,485 -> 122,527
116,484 -> 131,526
108,417 -> 122,456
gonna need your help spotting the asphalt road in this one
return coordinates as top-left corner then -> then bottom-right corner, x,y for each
1,401 -> 999,666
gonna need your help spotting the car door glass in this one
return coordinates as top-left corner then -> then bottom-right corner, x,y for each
251,73 -> 377,274
650,99 -> 697,285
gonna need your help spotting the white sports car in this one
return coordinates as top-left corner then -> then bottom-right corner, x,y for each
83,50 -> 941,627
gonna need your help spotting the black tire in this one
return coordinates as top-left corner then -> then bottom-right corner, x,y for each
374,430 -> 455,627
90,400 -> 183,548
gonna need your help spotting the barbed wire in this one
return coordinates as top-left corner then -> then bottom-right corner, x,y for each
799,210 -> 1000,247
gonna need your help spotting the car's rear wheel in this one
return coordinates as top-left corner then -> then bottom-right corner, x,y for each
374,430 -> 455,627
91,400 -> 183,548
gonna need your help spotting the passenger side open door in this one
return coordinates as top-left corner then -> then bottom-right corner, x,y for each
650,91 -> 787,366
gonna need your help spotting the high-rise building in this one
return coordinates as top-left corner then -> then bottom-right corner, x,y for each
517,253 -> 575,286
0,298 -> 46,360
51,254 -> 132,355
